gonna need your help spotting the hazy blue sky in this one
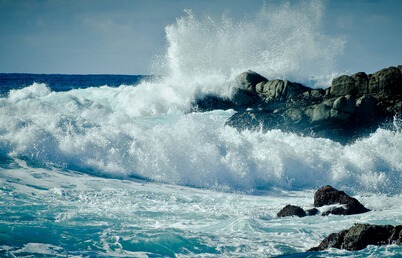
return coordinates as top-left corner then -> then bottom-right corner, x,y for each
1,0 -> 401,75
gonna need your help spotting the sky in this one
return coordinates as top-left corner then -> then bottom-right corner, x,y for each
1,0 -> 401,75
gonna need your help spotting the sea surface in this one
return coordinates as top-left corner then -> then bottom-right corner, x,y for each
1,1 -> 402,257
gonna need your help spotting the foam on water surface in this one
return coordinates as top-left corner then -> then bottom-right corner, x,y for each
1,162 -> 402,257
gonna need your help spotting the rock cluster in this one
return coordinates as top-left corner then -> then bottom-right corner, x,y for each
276,186 -> 402,252
277,185 -> 370,218
308,223 -> 402,252
195,66 -> 402,144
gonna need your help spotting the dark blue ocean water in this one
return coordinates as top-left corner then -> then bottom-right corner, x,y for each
0,74 -> 148,96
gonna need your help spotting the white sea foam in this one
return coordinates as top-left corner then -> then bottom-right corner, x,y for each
1,82 -> 402,195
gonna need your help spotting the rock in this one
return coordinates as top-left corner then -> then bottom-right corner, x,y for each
314,185 -> 370,215
308,223 -> 402,252
277,204 -> 306,218
308,230 -> 348,251
306,208 -> 319,216
332,95 -> 356,114
231,89 -> 256,106
368,66 -> 402,96
193,95 -> 237,112
309,100 -> 333,123
355,95 -> 378,122
330,75 -> 359,97
257,79 -> 309,102
330,72 -> 369,98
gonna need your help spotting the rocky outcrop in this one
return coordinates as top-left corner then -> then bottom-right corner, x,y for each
195,66 -> 402,144
277,185 -> 369,217
314,185 -> 370,215
308,223 -> 402,252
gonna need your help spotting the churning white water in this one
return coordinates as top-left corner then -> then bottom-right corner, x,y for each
1,1 -> 401,257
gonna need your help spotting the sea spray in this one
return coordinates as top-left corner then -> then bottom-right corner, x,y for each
152,0 -> 345,97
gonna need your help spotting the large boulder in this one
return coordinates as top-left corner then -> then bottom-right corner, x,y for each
308,224 -> 402,252
314,185 -> 370,215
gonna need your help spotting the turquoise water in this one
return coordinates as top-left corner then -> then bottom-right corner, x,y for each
1,157 -> 402,257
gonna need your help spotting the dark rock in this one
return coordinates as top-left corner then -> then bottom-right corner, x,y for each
368,66 -> 402,96
330,72 -> 369,98
342,224 -> 394,251
308,230 -> 348,251
231,89 -> 258,106
314,185 -> 370,215
308,223 -> 402,252
330,75 -> 359,97
193,95 -> 237,112
306,208 -> 319,216
355,95 -> 379,123
277,204 -> 306,218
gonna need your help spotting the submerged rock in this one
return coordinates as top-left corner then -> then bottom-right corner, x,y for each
308,223 -> 402,252
314,185 -> 370,216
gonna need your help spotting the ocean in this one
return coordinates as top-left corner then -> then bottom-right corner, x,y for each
1,1 -> 402,257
